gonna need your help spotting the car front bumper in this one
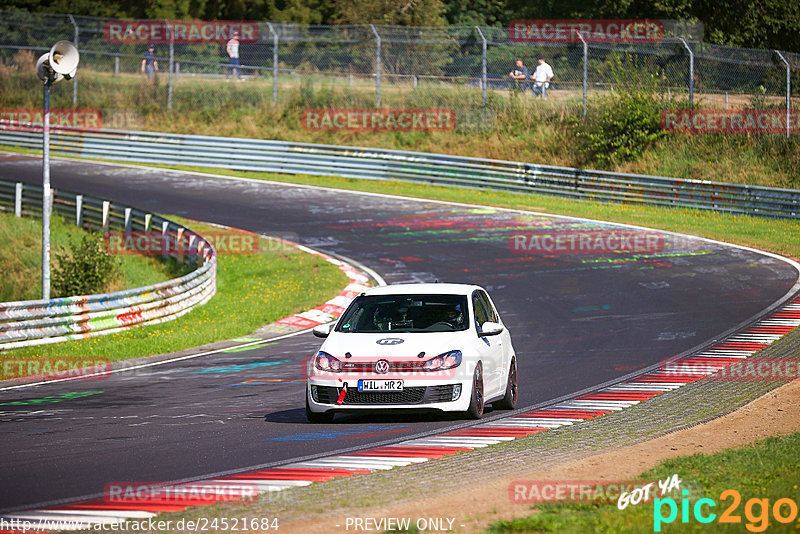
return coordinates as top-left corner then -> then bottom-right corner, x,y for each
306,377 -> 473,413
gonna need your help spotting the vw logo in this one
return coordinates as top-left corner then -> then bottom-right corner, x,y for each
376,338 -> 404,345
375,359 -> 390,374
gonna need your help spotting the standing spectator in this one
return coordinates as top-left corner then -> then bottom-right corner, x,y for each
531,56 -> 554,98
509,58 -> 529,94
226,30 -> 241,81
141,44 -> 158,82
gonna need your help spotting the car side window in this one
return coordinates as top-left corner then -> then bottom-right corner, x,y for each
478,291 -> 498,323
472,292 -> 489,331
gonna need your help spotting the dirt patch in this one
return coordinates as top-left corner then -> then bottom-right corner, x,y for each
280,378 -> 800,533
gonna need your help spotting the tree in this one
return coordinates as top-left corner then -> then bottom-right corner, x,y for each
334,0 -> 447,26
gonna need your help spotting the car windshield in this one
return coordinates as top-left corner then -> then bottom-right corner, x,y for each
335,294 -> 469,333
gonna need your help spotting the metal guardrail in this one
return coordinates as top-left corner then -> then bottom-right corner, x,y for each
0,177 -> 217,350
0,126 -> 798,219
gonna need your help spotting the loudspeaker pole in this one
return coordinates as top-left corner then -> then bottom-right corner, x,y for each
42,77 -> 52,299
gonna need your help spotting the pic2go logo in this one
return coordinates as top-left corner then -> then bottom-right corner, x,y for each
654,489 -> 800,532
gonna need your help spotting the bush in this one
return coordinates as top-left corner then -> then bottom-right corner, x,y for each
576,92 -> 666,166
573,53 -> 668,167
52,234 -> 120,297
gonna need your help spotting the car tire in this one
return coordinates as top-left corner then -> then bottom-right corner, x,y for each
465,363 -> 484,419
493,358 -> 518,410
306,394 -> 335,423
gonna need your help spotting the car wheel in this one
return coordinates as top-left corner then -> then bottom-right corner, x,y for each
306,394 -> 335,423
465,363 -> 484,419
493,358 -> 518,410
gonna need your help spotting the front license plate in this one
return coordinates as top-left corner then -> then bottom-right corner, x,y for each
358,379 -> 404,392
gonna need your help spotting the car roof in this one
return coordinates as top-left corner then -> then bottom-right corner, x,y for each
363,283 -> 484,296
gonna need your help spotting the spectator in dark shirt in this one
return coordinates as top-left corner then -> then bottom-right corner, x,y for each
141,45 -> 158,82
509,58 -> 529,94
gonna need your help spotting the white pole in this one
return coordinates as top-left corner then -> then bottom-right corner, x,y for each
42,82 -> 51,300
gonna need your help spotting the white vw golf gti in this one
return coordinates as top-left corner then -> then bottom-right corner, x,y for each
306,283 -> 518,422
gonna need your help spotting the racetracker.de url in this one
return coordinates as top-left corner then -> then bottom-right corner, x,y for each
0,516 -> 279,532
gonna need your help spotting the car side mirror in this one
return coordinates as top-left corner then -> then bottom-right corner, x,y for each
312,324 -> 333,338
480,321 -> 503,337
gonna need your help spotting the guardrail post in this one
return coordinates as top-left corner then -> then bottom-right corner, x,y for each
475,27 -> 487,108
678,38 -> 694,108
774,50 -> 791,139
267,23 -> 279,104
68,14 -> 78,106
114,56 -> 119,77
75,194 -> 83,226
166,20 -> 174,111
124,207 -> 132,232
102,200 -> 110,234
576,30 -> 588,118
14,183 -> 22,217
162,220 -> 170,256
175,62 -> 180,81
144,213 -> 151,231
370,24 -> 381,107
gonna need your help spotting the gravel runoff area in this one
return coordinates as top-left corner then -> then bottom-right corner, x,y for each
186,324 -> 800,533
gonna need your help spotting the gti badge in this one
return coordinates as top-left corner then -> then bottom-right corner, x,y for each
375,359 -> 390,374
376,338 -> 404,345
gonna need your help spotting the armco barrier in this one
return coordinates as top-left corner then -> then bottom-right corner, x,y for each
0,178 -> 216,350
0,126 -> 798,219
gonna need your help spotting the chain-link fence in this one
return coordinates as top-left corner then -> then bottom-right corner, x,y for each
0,11 -> 797,136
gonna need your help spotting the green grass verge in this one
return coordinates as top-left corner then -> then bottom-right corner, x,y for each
2,64 -> 798,188
0,209 -> 177,302
2,217 -> 349,362
486,432 -> 800,533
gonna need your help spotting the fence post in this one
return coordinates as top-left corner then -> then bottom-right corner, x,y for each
14,183 -> 22,217
114,55 -> 119,77
68,14 -> 78,106
576,30 -> 588,118
166,20 -> 174,111
267,23 -> 279,104
370,24 -> 381,107
678,38 -> 694,107
774,50 -> 791,139
475,26 -> 487,108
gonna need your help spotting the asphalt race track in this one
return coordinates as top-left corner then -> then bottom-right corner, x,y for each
1,153 -> 798,511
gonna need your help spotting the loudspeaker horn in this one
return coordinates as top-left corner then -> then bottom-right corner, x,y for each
48,40 -> 79,79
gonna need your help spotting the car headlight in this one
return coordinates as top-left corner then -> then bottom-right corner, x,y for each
423,350 -> 462,371
314,351 -> 343,372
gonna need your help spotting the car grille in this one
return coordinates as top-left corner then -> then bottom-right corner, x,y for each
314,385 -> 455,405
340,361 -> 426,373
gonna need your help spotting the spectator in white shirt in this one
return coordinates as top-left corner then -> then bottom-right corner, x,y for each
226,31 -> 240,81
530,56 -> 554,98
